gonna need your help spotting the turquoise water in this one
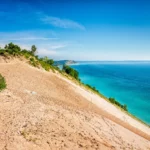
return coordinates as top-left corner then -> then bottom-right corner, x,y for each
71,62 -> 150,124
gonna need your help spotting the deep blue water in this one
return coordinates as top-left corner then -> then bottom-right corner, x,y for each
71,62 -> 150,124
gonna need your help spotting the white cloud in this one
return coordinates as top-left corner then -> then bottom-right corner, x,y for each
41,16 -> 85,30
36,43 -> 68,57
38,48 -> 57,56
45,43 -> 68,50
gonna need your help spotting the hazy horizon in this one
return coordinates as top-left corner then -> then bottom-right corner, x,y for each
56,60 -> 150,62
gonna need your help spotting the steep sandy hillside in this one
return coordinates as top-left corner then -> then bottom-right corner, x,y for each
0,59 -> 149,150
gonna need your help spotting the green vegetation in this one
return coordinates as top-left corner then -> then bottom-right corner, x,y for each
29,57 -> 39,67
63,65 -> 79,80
39,56 -> 54,65
109,97 -> 128,111
85,84 -> 99,93
31,45 -> 37,55
4,42 -> 21,56
0,74 -> 6,91
38,56 -> 54,71
0,42 -> 55,71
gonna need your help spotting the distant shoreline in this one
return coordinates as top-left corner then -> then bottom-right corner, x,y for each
70,60 -> 150,65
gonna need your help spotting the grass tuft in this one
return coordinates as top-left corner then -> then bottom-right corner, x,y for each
0,74 -> 7,91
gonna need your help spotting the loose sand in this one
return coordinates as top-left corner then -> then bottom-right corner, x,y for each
0,58 -> 150,150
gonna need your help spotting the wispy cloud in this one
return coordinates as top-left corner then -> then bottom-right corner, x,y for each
41,16 -> 85,30
45,43 -> 68,50
0,30 -> 58,42
0,37 -> 58,42
36,42 -> 68,57
38,48 -> 58,56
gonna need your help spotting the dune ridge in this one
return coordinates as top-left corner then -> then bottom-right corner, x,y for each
0,58 -> 150,150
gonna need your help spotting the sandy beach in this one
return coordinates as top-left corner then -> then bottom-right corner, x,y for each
0,58 -> 150,150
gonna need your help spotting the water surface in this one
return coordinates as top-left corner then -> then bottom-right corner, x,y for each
71,61 -> 150,124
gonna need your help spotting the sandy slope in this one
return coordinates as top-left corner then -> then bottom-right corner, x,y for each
0,59 -> 150,150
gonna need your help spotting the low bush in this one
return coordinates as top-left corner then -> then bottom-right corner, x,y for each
109,97 -> 128,111
39,60 -> 51,71
0,49 -> 5,55
29,57 -> 39,67
63,65 -> 79,80
0,74 -> 6,91
85,84 -> 99,93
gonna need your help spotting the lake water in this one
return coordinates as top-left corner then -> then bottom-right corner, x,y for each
71,61 -> 150,124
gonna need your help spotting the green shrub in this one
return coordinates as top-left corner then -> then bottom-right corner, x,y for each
5,42 -> 21,56
35,55 -> 39,60
109,97 -> 128,111
30,57 -> 34,62
29,57 -> 39,67
31,45 -> 37,55
53,66 -> 61,72
86,84 -> 99,93
46,59 -> 54,65
39,60 -> 51,71
39,57 -> 54,65
63,65 -> 79,80
0,74 -> 6,91
24,54 -> 30,59
21,50 -> 32,59
0,49 -> 5,55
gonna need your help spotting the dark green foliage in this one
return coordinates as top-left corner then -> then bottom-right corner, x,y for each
0,74 -> 6,91
53,66 -> 61,72
0,49 -> 5,55
46,59 -> 54,65
29,57 -> 37,67
63,65 -> 79,80
37,56 -> 54,71
4,42 -> 21,56
39,57 -> 54,65
21,49 -> 32,59
109,97 -> 128,111
30,57 -> 34,62
31,45 -> 37,55
86,84 -> 99,93
21,49 -> 32,54
123,104 -> 128,111
35,55 -> 39,60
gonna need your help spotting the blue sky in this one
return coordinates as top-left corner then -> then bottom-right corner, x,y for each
0,0 -> 150,60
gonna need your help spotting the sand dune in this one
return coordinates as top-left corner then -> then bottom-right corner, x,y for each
0,59 -> 150,150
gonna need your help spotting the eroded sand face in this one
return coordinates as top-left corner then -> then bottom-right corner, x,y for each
0,60 -> 150,150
